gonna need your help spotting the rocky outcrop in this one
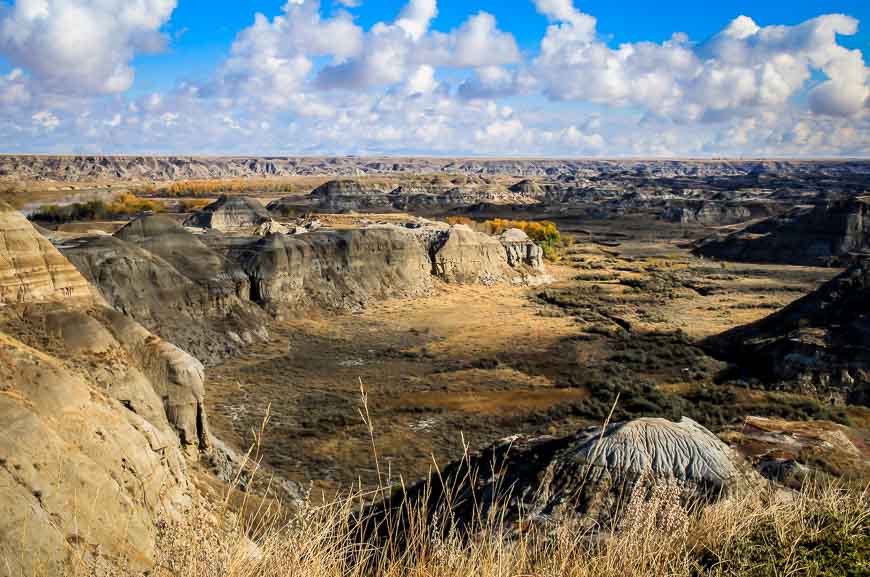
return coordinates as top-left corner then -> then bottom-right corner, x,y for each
97,309 -> 213,453
0,202 -> 95,304
254,220 -> 291,236
508,178 -> 548,199
59,214 -> 546,353
367,417 -> 759,539
310,179 -> 394,212
392,184 -> 533,212
721,417 -> 869,487
499,228 -> 545,270
694,197 -> 870,265
0,211 -> 232,572
427,225 -> 533,284
0,330 -> 192,574
61,217 -> 269,364
236,227 -> 434,317
184,195 -> 272,231
116,215 -> 252,300
232,222 -> 549,318
704,260 -> 870,405
662,201 -> 777,226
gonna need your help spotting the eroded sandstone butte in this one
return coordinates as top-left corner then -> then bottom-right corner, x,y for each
0,203 -> 212,574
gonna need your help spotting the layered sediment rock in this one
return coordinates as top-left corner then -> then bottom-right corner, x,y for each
662,200 -> 777,226
60,214 -> 546,354
694,197 -> 870,265
184,195 -> 272,231
310,179 -> 394,212
4,155 -> 868,181
704,260 -> 870,405
0,202 -> 94,304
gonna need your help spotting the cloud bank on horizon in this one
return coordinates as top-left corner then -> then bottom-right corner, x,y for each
0,0 -> 867,157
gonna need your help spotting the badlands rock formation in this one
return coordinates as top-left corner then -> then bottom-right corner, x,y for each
237,226 -> 434,317
368,417 -> 759,538
499,228 -> 545,269
3,155 -> 869,181
705,259 -> 870,405
292,177 -> 537,213
428,224 -> 520,284
60,211 -> 546,332
721,417 -> 868,487
662,200 -> 777,226
236,223 -> 544,317
695,197 -> 870,266
0,331 -> 193,574
184,195 -> 272,231
0,203 -> 94,303
60,215 -> 268,363
0,202 -> 550,572
310,179 -> 394,212
0,205 -> 208,574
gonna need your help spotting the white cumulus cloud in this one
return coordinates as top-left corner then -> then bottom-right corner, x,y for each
0,0 -> 176,94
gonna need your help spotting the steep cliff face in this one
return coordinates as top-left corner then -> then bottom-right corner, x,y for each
60,214 -> 547,357
116,215 -> 252,302
428,225 -> 518,284
498,228 -> 545,270
310,180 -> 394,212
662,201 -> 761,225
0,202 -> 95,304
237,227 -> 434,317
694,198 -> 870,265
704,260 -> 870,405
231,222 -> 548,317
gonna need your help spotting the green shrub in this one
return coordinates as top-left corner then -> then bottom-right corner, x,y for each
29,194 -> 165,223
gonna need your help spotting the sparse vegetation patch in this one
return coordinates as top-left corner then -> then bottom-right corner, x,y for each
29,193 -> 166,223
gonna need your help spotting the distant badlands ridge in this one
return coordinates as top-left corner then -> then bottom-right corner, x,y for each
1,155 -> 869,182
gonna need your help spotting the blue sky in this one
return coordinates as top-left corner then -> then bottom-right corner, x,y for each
134,1 -> 870,90
0,0 -> 867,156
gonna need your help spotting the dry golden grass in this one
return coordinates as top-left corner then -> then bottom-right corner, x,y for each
143,468 -> 869,577
148,393 -> 869,577
10,384 -> 868,577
